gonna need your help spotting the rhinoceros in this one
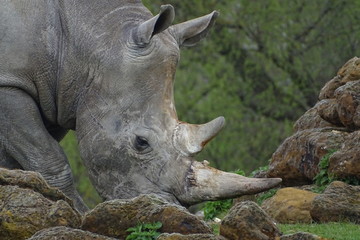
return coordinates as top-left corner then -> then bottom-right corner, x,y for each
0,0 -> 281,213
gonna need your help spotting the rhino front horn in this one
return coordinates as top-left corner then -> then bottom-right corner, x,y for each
173,116 -> 225,156
178,161 -> 282,205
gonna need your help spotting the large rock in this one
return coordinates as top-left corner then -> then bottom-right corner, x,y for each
319,76 -> 343,100
310,181 -> 360,223
0,168 -> 81,240
293,107 -> 337,132
315,99 -> 342,126
261,188 -> 318,224
158,233 -> 226,240
220,201 -> 281,240
318,57 -> 360,129
269,57 -> 360,186
336,57 -> 360,84
267,129 -> 347,185
0,168 -> 73,206
328,131 -> 360,179
334,80 -> 360,129
81,194 -> 212,239
28,227 -> 117,240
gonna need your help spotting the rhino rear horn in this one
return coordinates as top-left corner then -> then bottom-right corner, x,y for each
134,5 -> 175,45
171,11 -> 219,47
174,116 -> 225,156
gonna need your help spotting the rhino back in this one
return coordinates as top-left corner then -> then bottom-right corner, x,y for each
0,0 -> 63,124
0,0 -> 153,128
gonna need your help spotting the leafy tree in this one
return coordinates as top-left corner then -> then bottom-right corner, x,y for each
143,0 -> 360,172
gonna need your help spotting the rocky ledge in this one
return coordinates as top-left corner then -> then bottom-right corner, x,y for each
267,57 -> 360,184
0,167 -> 327,240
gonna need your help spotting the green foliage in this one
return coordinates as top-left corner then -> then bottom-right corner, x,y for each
279,222 -> 360,240
256,188 -> 278,205
312,149 -> 360,193
210,223 -> 220,235
312,149 -> 337,193
203,199 -> 233,221
342,176 -> 360,186
250,165 -> 270,177
125,222 -> 162,240
232,169 -> 246,176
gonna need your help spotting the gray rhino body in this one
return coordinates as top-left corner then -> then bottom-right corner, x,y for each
0,0 -> 280,213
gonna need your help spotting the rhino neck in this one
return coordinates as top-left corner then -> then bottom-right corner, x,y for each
55,0 -> 153,129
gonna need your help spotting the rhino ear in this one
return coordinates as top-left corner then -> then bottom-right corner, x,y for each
171,11 -> 219,47
134,5 -> 175,45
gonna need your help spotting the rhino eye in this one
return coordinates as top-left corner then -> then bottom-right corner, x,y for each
134,136 -> 150,152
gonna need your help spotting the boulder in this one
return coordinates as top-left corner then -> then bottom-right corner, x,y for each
220,201 -> 281,240
334,80 -> 360,128
0,168 -> 73,206
267,129 -> 347,185
328,131 -> 360,179
315,99 -> 342,126
0,169 -> 81,240
261,188 -> 318,224
158,233 -> 226,240
310,181 -> 360,223
319,76 -> 343,100
318,57 -> 360,129
280,232 -> 324,240
269,57 -> 360,186
28,227 -> 117,240
81,194 -> 212,239
336,57 -> 360,84
294,106 -> 337,132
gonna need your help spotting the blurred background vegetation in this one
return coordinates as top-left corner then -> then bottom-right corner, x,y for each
60,0 -> 360,207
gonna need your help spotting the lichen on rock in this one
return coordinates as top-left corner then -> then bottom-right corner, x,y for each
81,194 -> 212,239
0,168 -> 81,240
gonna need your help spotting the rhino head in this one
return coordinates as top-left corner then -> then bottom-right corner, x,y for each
76,5 -> 281,206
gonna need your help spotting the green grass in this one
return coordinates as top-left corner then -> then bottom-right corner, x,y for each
126,222 -> 162,240
279,222 -> 360,240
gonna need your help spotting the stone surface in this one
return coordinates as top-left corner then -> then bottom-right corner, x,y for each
267,129 -> 347,185
0,169 -> 81,240
293,107 -> 336,132
0,168 -> 73,206
158,233 -> 226,240
220,201 -> 281,240
315,99 -> 342,126
310,181 -> 360,223
28,227 -> 117,240
81,194 -> 211,239
233,194 -> 257,205
269,58 -> 360,187
319,76 -> 343,100
328,131 -> 360,179
334,80 -> 360,128
261,188 -> 318,224
337,57 -> 360,83
280,232 -> 324,240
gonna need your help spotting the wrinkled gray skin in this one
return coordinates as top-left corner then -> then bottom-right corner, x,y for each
0,0 -> 281,213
